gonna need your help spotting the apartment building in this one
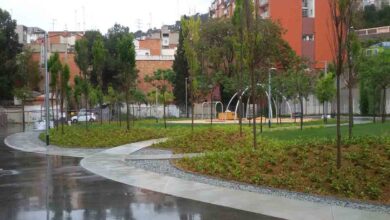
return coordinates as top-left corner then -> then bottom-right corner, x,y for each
133,25 -> 179,93
209,0 -> 335,69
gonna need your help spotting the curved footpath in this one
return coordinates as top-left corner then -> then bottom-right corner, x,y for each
5,132 -> 390,220
4,132 -> 105,157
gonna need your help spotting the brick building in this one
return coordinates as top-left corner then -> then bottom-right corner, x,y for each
134,25 -> 179,93
209,0 -> 334,69
28,31 -> 84,92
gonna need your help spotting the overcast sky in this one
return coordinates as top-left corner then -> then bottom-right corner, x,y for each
1,0 -> 211,33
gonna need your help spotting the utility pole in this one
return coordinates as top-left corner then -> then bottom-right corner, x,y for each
44,33 -> 50,145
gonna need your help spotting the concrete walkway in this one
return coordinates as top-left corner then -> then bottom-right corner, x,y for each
4,132 -> 105,158
5,132 -> 390,220
80,140 -> 390,220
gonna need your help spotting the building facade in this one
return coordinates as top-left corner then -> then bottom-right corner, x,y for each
209,0 -> 334,69
134,25 -> 179,93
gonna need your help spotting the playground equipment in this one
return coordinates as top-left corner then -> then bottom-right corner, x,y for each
225,83 -> 293,120
201,101 -> 224,120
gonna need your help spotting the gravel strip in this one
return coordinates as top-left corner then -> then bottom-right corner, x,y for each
131,147 -> 172,155
126,157 -> 390,214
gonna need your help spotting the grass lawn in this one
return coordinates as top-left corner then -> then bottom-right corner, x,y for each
39,122 -> 168,148
155,122 -> 390,204
42,118 -> 325,148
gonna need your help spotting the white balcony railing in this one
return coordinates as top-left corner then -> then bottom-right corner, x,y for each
357,26 -> 390,36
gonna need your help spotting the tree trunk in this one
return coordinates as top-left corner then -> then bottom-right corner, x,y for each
300,97 -> 303,131
61,93 -> 64,135
336,74 -> 342,169
100,104 -> 103,125
51,92 -> 55,129
191,102 -> 194,132
22,100 -> 25,132
382,88 -> 386,123
126,93 -> 130,130
323,102 -> 328,124
250,68 -> 256,149
85,96 -> 88,131
163,100 -> 167,129
132,103 -> 135,127
238,93 -> 243,136
348,84 -> 353,139
260,100 -> 263,133
119,103 -> 122,127
55,91 -> 59,131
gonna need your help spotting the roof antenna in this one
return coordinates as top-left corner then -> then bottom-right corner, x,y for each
82,6 -> 86,32
51,19 -> 57,31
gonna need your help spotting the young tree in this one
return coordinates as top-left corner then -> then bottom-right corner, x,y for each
182,16 -> 201,131
315,73 -> 336,124
329,0 -> 355,169
73,76 -> 83,112
105,85 -> 117,124
360,50 -> 390,123
117,33 -> 137,130
286,66 -> 314,130
48,53 -> 62,128
172,25 -> 189,110
75,38 -> 90,130
145,69 -> 176,128
60,64 -> 70,134
345,1 -> 360,139
233,0 -> 286,148
92,36 -> 106,124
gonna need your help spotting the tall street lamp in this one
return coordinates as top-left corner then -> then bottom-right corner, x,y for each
268,68 -> 277,128
40,32 -> 50,146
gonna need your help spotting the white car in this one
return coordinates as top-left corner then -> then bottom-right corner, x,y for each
71,111 -> 96,123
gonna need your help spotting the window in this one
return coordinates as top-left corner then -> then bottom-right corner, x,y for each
302,34 -> 315,41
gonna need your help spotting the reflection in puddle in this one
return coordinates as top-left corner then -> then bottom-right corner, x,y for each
0,125 -> 279,220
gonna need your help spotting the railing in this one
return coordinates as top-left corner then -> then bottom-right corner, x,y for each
356,26 -> 390,36
136,55 -> 175,61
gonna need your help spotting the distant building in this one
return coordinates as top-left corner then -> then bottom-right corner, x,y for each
133,25 -> 179,93
26,30 -> 84,92
15,25 -> 45,45
209,0 -> 335,69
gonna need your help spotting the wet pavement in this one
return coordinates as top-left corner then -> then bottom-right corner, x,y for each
0,125 -> 280,220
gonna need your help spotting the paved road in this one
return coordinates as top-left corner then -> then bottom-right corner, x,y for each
0,125 -> 279,220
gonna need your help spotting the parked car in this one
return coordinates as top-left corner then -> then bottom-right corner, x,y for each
71,111 -> 96,123
292,112 -> 303,118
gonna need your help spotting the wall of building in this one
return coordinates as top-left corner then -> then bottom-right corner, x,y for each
314,0 -> 334,69
136,60 -> 174,93
139,39 -> 161,56
269,0 -> 302,56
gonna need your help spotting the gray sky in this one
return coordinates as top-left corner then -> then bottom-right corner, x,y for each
1,0 -> 210,33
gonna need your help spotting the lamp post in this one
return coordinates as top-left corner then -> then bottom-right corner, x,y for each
185,77 -> 188,118
44,33 -> 50,145
268,68 -> 277,128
